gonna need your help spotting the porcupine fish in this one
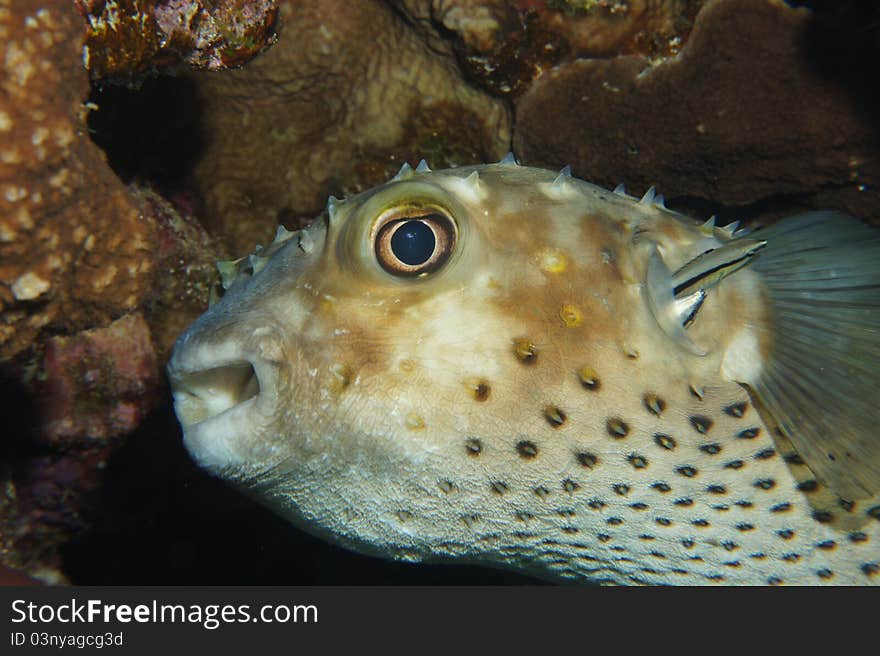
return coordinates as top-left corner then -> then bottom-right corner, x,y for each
167,157 -> 880,585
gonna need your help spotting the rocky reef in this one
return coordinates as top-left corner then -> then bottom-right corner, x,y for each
0,0 -> 877,583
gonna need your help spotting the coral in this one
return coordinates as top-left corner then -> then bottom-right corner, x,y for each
392,1 -> 706,98
189,0 -> 511,254
74,0 -> 279,81
0,0 -> 157,361
39,313 -> 158,443
514,0 -> 880,224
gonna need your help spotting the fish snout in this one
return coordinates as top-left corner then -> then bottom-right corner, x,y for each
167,325 -> 291,471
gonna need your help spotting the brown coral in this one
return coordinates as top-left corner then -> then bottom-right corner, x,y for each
0,0 -> 157,362
189,0 -> 512,254
514,0 -> 880,223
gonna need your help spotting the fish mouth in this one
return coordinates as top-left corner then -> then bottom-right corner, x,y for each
167,337 -> 284,471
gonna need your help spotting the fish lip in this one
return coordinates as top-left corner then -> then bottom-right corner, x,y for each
167,334 -> 286,471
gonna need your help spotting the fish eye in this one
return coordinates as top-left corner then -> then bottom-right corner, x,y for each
373,207 -> 457,276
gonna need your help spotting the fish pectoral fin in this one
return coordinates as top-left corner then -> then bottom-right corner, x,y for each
744,211 -> 880,500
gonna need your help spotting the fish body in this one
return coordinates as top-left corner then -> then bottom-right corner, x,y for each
168,161 -> 880,585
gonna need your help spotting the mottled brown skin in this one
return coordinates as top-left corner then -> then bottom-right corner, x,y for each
170,164 -> 879,584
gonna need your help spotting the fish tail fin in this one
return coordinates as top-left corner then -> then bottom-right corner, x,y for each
746,211 -> 880,500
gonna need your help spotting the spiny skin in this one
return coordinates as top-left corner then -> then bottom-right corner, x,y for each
168,164 -> 880,585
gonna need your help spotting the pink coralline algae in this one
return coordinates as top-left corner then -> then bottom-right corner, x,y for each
39,313 -> 159,443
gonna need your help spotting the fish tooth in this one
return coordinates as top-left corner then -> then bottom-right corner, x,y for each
639,186 -> 656,205
415,159 -> 431,173
613,183 -> 626,196
654,193 -> 666,209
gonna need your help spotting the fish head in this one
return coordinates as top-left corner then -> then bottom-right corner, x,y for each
167,163 -> 766,569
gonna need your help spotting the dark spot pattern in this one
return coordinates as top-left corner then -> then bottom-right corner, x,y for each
587,499 -> 606,510
770,502 -> 791,513
816,569 -> 834,580
736,523 -> 755,532
738,427 -> 761,439
754,448 -> 776,460
676,466 -> 698,478
562,479 -> 580,493
784,453 -> 806,466
654,433 -> 676,450
692,519 -> 710,527
699,443 -> 722,455
534,486 -> 550,499
777,529 -> 795,540
577,366 -> 600,390
490,481 -> 509,495
797,480 -> 819,492
655,517 -> 672,526
735,500 -> 753,508
723,401 -> 747,418
674,498 -> 694,507
849,531 -> 868,543
816,540 -> 836,550
543,405 -> 567,427
812,510 -> 833,524
689,415 -> 713,434
651,482 -> 671,493
613,484 -> 630,496
629,502 -> 648,511
469,380 -> 491,401
706,484 -> 726,495
606,417 -> 630,438
516,440 -> 538,459
643,393 -> 666,415
465,438 -> 482,456
628,454 -> 648,469
724,460 -> 744,470
862,563 -> 879,577
512,338 -> 538,364
754,478 -> 776,490
576,452 -> 599,468
868,506 -> 880,521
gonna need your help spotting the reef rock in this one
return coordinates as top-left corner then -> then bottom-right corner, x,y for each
0,0 -> 156,361
190,0 -> 512,254
39,313 -> 158,443
514,0 -> 880,223
75,0 -> 279,81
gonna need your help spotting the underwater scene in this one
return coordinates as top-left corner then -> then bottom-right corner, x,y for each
0,0 -> 878,586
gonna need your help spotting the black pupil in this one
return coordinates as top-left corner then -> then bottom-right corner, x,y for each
390,220 -> 436,265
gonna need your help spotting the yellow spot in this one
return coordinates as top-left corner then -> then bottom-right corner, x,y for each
399,359 -> 416,373
560,304 -> 583,327
537,247 -> 568,274
463,377 -> 491,401
329,363 -> 352,394
577,366 -> 600,390
512,338 -> 538,364
405,412 -> 425,430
